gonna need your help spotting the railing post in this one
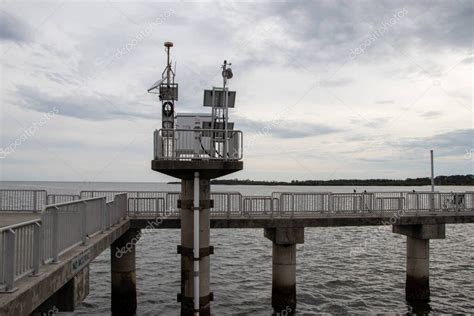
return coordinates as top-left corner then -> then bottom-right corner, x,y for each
32,222 -> 42,276
155,198 -> 159,218
106,203 -> 111,229
4,229 -> 16,292
415,193 -> 420,214
328,193 -> 332,215
82,201 -> 87,245
52,207 -> 59,263
291,193 -> 295,218
100,199 -> 105,232
33,191 -> 37,213
227,193 -> 231,218
239,194 -> 243,217
124,195 -> 128,219
270,198 -> 274,219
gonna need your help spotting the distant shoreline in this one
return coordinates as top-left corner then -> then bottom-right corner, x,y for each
169,175 -> 474,186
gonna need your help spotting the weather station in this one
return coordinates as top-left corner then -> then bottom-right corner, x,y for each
147,42 -> 243,315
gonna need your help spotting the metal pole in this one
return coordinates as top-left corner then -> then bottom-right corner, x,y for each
223,61 -> 228,160
430,150 -> 435,192
166,45 -> 171,86
52,207 -> 59,263
33,222 -> 41,276
430,149 -> 435,211
4,229 -> 16,291
82,201 -> 87,245
193,172 -> 200,315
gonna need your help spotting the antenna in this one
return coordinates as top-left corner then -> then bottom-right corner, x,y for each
164,41 -> 173,85
147,41 -> 178,130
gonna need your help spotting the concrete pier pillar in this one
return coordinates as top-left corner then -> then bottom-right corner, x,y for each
393,224 -> 445,301
272,243 -> 296,312
406,236 -> 430,300
110,228 -> 141,316
264,227 -> 304,314
179,178 -> 212,315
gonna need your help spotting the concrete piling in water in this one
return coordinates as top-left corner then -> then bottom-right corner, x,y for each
272,243 -> 297,312
178,177 -> 212,315
111,228 -> 141,316
393,224 -> 445,301
264,227 -> 304,314
406,236 -> 430,300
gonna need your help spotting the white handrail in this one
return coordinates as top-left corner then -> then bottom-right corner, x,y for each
154,128 -> 243,160
0,193 -> 128,292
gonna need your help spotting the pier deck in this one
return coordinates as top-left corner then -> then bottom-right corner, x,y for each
0,189 -> 473,315
0,213 -> 39,228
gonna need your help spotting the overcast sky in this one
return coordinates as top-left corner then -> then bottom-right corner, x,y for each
0,0 -> 472,182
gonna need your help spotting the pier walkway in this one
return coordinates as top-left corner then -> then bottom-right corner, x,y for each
0,189 -> 473,315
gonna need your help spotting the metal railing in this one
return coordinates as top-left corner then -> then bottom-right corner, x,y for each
126,192 -> 244,218
86,190 -> 472,218
2,189 -> 473,220
210,192 -> 242,217
0,193 -> 128,292
242,196 -> 279,217
0,190 -> 47,212
128,198 -> 165,217
46,194 -> 81,205
154,128 -> 243,160
42,194 -> 128,263
0,219 -> 42,292
80,190 -> 169,202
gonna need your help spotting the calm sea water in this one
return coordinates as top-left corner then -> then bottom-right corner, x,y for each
1,181 -> 473,315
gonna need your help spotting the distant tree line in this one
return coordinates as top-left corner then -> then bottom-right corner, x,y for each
199,175 -> 474,186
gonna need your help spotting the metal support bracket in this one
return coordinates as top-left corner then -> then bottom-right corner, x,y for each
177,199 -> 214,210
177,292 -> 214,306
177,245 -> 214,260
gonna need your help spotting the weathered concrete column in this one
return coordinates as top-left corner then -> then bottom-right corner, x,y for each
406,236 -> 430,300
179,178 -> 212,315
393,224 -> 445,301
110,228 -> 141,315
32,265 -> 90,315
264,227 -> 304,314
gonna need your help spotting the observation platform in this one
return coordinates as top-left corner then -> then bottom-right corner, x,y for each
152,128 -> 243,179
151,159 -> 243,179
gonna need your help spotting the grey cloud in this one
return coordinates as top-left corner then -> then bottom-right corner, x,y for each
320,78 -> 355,87
375,100 -> 394,104
350,116 -> 392,129
420,111 -> 442,118
397,128 -> 474,157
15,85 -> 156,121
235,1 -> 472,70
237,117 -> 341,139
344,129 -> 473,158
0,10 -> 32,43
462,56 -> 474,64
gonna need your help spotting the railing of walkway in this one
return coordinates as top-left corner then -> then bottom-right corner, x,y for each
0,190 -> 47,212
46,194 -> 81,205
0,219 -> 41,292
89,191 -> 244,217
0,193 -> 127,292
2,190 -> 473,219
122,191 -> 474,217
80,191 -> 169,203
